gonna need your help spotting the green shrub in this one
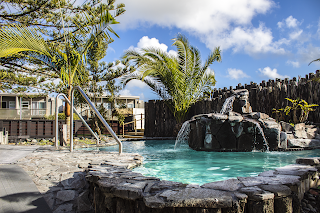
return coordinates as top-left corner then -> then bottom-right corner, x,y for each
45,113 -> 80,120
58,113 -> 65,120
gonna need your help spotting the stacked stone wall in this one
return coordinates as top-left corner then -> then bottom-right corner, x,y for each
145,71 -> 320,137
87,157 -> 320,213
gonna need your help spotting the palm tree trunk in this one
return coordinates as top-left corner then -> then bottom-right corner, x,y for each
65,86 -> 71,144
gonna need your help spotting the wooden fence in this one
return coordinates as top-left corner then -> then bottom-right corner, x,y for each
145,70 -> 320,137
0,119 -> 133,142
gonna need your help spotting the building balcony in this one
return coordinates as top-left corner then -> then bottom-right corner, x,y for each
0,109 -> 47,119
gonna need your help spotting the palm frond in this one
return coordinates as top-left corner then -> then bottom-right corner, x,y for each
122,34 -> 220,122
309,58 -> 320,66
0,24 -> 52,58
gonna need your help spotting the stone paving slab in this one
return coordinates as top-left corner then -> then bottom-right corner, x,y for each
14,147 -> 143,212
0,164 -> 52,213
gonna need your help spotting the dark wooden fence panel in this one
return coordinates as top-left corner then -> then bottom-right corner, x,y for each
0,119 -> 65,141
145,70 -> 320,137
1,119 -> 130,141
73,121 -> 129,137
37,121 -> 43,136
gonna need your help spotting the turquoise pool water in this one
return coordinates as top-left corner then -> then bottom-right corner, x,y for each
87,140 -> 320,185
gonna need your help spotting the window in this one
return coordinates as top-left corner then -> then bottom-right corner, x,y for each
39,102 -> 46,109
32,102 -> 37,109
1,102 -> 6,108
127,103 -> 134,108
32,101 -> 46,115
103,103 -> 111,109
22,101 -> 29,109
9,101 -> 15,109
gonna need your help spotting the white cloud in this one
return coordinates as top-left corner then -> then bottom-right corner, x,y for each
298,44 -> 320,64
285,16 -> 299,28
274,38 -> 290,46
115,0 -> 284,55
206,68 -> 215,75
274,16 -> 306,45
209,24 -> 285,55
137,36 -> 169,51
289,29 -> 303,40
119,89 -> 132,96
227,68 -> 250,80
139,93 -> 145,101
277,16 -> 300,29
286,60 -> 300,68
130,36 -> 177,57
126,79 -> 148,89
258,67 -> 289,79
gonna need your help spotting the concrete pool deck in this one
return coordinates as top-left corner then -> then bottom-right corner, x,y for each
0,145 -> 52,213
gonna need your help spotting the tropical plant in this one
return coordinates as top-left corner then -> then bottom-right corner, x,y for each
122,34 -> 221,123
298,99 -> 319,123
0,0 -> 125,112
273,98 -> 318,124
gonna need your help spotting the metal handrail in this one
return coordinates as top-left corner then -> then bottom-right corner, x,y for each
71,86 -> 122,153
54,93 -> 100,149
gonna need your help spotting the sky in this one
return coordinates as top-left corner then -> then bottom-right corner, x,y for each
101,0 -> 320,101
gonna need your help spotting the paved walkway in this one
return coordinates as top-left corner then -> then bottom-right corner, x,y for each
0,145 -> 40,164
0,145 -> 52,213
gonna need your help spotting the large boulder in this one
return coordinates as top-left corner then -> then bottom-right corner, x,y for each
186,89 -> 281,151
188,112 -> 281,151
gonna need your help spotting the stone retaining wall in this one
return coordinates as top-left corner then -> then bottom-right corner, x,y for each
86,157 -> 320,213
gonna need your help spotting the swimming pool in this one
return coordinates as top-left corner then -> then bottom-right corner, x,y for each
86,140 -> 320,185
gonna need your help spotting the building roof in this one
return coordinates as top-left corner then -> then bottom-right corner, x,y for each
97,94 -> 140,100
0,93 -> 48,97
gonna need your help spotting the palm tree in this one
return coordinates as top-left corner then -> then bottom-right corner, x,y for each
0,1 -> 125,142
0,2 -> 124,116
122,34 -> 221,124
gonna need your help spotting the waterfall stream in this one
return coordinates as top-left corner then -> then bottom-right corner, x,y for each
174,120 -> 191,149
220,95 -> 235,114
243,117 -> 269,151
175,94 -> 270,151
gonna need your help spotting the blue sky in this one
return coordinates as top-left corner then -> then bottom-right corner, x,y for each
102,0 -> 320,101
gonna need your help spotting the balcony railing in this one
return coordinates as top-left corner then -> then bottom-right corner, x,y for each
0,109 -> 46,119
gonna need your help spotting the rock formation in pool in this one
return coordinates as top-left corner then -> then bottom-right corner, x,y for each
177,89 -> 281,151
176,88 -> 320,151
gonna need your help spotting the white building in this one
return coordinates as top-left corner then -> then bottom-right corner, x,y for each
0,93 -> 62,119
0,93 -> 145,130
76,95 -> 145,129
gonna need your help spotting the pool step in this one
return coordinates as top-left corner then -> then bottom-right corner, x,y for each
122,130 -> 144,139
126,131 -> 144,136
122,135 -> 144,139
